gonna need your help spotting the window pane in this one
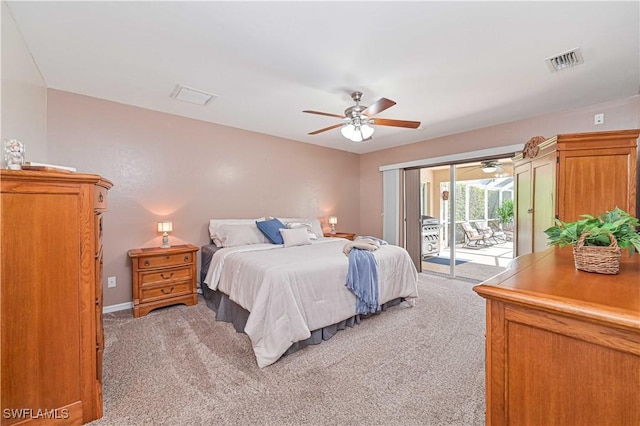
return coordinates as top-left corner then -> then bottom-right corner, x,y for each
455,183 -> 466,222
488,190 -> 500,219
469,185 -> 484,221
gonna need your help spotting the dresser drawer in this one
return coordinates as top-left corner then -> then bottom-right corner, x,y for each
95,186 -> 108,210
138,252 -> 193,269
140,267 -> 192,286
140,281 -> 192,302
94,214 -> 103,255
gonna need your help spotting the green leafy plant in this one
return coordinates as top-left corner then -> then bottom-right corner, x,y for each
497,199 -> 514,226
544,207 -> 640,256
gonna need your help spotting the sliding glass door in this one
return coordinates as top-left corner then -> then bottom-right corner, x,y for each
418,159 -> 514,281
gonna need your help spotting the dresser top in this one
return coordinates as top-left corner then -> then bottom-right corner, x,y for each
474,247 -> 640,331
1,169 -> 113,188
127,244 -> 199,258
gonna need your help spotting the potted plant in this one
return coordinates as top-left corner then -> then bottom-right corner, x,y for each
497,199 -> 514,230
544,207 -> 640,274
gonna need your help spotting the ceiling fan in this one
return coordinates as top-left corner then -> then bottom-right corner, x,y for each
479,160 -> 505,173
303,91 -> 421,142
461,160 -> 512,175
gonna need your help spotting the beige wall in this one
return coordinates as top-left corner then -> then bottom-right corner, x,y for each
46,90 -> 360,307
1,1 -> 47,160
359,95 -> 640,238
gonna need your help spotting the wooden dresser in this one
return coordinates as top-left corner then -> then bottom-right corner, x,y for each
128,244 -> 198,318
514,129 -> 638,256
473,247 -> 640,426
1,170 -> 112,425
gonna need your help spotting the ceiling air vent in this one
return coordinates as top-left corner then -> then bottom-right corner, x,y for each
546,48 -> 584,72
171,84 -> 217,106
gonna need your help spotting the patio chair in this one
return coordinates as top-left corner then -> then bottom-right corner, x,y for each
461,222 -> 489,248
474,222 -> 497,245
488,221 -> 508,243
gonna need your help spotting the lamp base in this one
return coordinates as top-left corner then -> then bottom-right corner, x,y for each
330,224 -> 336,235
160,233 -> 170,249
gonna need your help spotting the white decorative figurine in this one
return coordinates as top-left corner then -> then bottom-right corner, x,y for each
4,139 -> 25,170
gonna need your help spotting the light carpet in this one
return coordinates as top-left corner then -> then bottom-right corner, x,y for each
90,274 -> 486,426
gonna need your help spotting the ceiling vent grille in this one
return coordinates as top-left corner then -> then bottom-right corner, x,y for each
171,84 -> 217,106
546,48 -> 584,72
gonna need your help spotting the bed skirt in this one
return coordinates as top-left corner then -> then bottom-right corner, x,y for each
200,282 -> 402,358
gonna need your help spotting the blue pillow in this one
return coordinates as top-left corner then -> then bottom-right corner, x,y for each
256,218 -> 286,244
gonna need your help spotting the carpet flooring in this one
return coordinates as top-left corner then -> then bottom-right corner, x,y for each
90,274 -> 486,426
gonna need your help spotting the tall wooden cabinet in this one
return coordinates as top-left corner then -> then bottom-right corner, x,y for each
514,130 -> 638,256
1,170 -> 112,425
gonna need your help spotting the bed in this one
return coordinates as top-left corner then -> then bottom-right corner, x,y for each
200,217 -> 419,368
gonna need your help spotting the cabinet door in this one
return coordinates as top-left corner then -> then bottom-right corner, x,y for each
1,190 -> 85,424
515,163 -> 532,256
558,147 -> 636,221
532,154 -> 556,253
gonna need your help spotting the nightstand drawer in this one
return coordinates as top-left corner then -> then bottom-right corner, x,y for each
140,267 -> 192,286
138,252 -> 193,269
140,281 -> 192,302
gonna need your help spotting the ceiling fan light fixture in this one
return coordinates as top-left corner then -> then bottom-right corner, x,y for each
482,165 -> 498,173
341,121 -> 374,142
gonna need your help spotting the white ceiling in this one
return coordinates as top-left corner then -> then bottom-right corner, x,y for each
7,1 -> 639,154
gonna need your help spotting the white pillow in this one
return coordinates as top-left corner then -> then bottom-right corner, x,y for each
277,217 -> 324,240
209,217 -> 265,247
216,223 -> 266,247
286,221 -> 318,240
279,227 -> 312,248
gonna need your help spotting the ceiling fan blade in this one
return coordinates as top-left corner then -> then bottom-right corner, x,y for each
372,118 -> 421,129
361,98 -> 396,117
302,110 -> 345,119
308,123 -> 344,135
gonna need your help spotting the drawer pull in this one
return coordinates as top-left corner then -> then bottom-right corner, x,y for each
161,286 -> 175,295
144,260 -> 150,266
184,255 -> 189,262
99,192 -> 104,203
160,272 -> 174,280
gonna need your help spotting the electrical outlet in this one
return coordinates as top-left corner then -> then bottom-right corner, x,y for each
594,113 -> 604,125
107,276 -> 116,288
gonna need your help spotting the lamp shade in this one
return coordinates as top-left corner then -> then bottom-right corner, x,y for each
341,124 -> 355,139
360,123 -> 374,139
157,221 -> 173,233
328,216 -> 338,225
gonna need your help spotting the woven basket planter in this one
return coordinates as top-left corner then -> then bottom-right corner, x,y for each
572,232 -> 621,275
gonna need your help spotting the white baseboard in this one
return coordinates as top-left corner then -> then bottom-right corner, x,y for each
103,302 -> 133,314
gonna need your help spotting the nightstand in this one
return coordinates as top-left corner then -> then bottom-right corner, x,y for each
324,232 -> 356,241
127,244 -> 199,318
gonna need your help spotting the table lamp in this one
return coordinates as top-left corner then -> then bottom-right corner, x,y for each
328,216 -> 337,234
157,221 -> 173,248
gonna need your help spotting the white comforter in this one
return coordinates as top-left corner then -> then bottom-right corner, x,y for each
204,238 -> 419,367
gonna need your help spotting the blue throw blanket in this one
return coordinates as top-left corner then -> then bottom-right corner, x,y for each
346,249 -> 379,315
